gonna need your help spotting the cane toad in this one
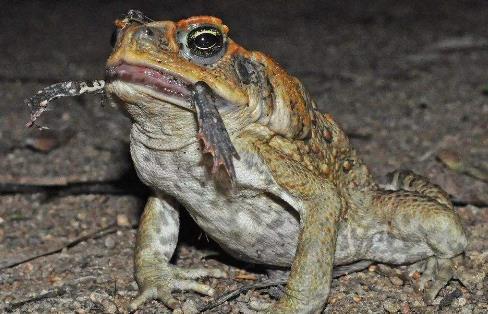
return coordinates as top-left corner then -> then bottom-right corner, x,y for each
105,11 -> 467,313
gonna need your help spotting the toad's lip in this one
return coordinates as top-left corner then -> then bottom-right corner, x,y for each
106,63 -> 193,109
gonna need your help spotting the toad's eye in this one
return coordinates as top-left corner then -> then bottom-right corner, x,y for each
186,26 -> 224,58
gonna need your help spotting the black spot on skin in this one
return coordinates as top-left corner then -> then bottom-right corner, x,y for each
234,55 -> 267,86
168,209 -> 178,222
158,211 -> 168,225
154,226 -> 162,234
268,218 -> 285,229
235,57 -> 252,84
159,237 -> 167,247
153,251 -> 163,259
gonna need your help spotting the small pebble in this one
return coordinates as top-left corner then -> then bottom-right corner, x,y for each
181,299 -> 199,314
249,298 -> 271,311
104,237 -> 115,249
25,134 -> 60,152
101,299 -> 117,313
237,303 -> 256,314
454,297 -> 467,307
268,286 -> 284,299
401,302 -> 411,314
390,276 -> 404,286
89,292 -> 117,313
383,300 -> 401,313
116,214 -> 131,227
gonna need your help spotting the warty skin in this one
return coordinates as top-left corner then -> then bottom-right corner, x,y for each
105,14 -> 467,313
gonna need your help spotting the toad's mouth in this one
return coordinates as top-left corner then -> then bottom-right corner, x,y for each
105,63 -> 194,110
106,63 -> 240,182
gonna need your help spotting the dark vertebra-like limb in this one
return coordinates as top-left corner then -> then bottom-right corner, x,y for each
191,81 -> 240,183
25,80 -> 105,128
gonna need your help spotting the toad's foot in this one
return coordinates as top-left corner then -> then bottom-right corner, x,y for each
413,255 -> 464,303
130,196 -> 227,311
129,263 -> 227,311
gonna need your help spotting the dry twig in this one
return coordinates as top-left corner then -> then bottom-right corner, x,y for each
198,280 -> 286,313
0,223 -> 136,270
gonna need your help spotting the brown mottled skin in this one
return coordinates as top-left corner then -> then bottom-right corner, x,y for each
105,13 -> 467,313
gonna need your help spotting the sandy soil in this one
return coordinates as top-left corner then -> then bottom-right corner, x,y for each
1,1 -> 487,313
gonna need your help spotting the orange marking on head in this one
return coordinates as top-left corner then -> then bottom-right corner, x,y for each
176,16 -> 229,34
115,19 -> 127,29
324,113 -> 335,122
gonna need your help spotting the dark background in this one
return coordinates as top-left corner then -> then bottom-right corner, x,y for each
1,1 -> 487,313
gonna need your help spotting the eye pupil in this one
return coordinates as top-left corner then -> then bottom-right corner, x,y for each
187,26 -> 224,58
195,33 -> 217,49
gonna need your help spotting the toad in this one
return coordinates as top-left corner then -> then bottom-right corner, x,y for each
31,10 -> 469,313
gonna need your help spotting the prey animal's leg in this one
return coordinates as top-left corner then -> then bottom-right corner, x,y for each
129,196 -> 227,311
366,170 -> 467,302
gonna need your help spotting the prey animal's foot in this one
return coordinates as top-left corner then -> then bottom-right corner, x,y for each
412,256 -> 463,303
129,263 -> 227,311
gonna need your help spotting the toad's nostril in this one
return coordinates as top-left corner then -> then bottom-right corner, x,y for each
135,27 -> 155,41
143,27 -> 154,37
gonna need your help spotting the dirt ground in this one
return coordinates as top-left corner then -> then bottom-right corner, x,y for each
1,1 -> 487,313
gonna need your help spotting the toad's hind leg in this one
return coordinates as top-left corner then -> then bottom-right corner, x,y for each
366,170 -> 467,302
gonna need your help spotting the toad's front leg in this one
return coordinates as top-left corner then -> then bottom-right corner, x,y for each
269,195 -> 340,314
256,145 -> 342,313
129,196 -> 227,311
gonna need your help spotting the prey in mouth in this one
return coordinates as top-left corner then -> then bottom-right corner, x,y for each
106,62 -> 240,181
25,63 -> 240,182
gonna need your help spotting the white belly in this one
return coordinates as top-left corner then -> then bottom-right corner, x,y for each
130,128 -> 300,266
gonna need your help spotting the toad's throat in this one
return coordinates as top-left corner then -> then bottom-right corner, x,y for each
106,63 -> 192,102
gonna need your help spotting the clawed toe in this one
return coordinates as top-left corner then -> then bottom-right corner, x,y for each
129,265 -> 227,311
175,267 -> 228,280
174,280 -> 216,296
411,256 -> 461,303
129,286 -> 179,311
